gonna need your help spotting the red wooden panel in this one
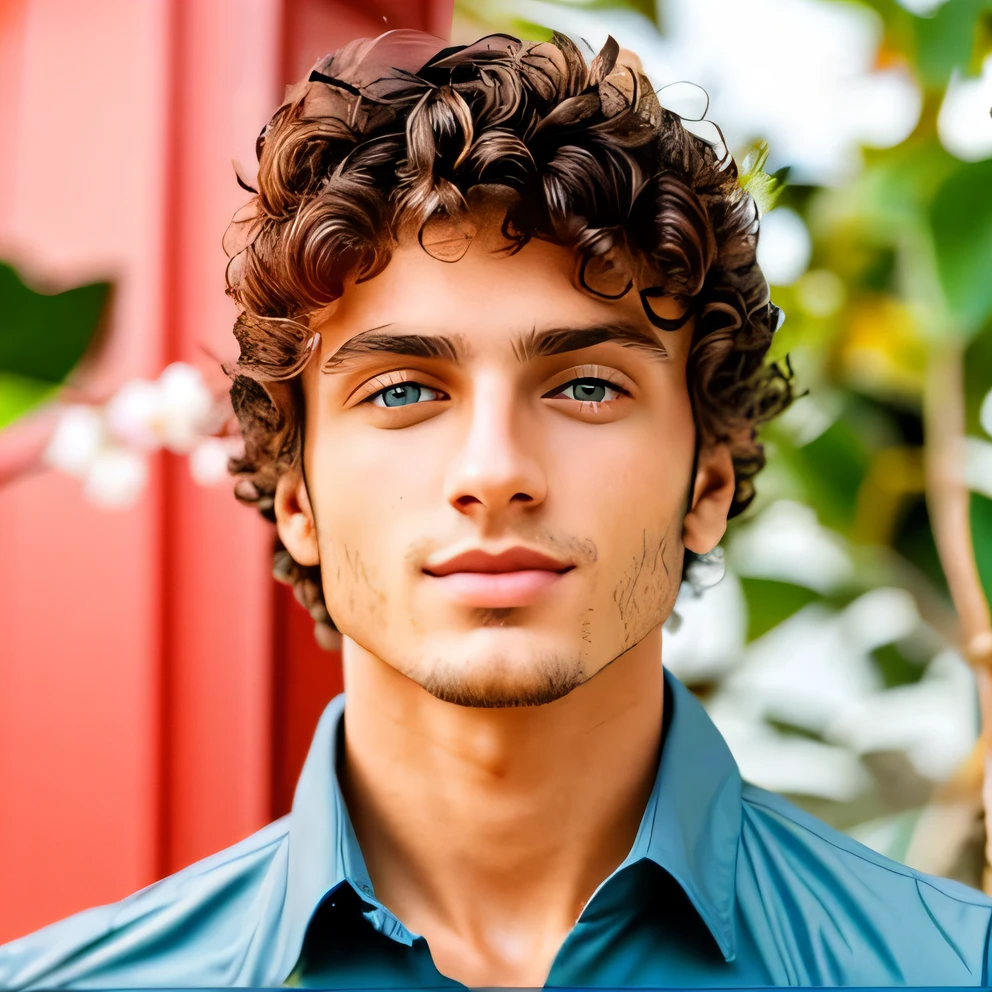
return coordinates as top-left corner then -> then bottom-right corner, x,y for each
272,584 -> 343,818
160,0 -> 283,877
0,0 -> 172,943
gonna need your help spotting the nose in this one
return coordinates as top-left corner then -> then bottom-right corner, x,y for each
442,372 -> 548,519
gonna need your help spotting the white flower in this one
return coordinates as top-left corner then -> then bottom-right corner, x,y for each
707,692 -> 873,800
156,363 -> 216,454
727,499 -> 854,594
42,405 -> 106,477
757,206 -> 812,286
718,603 -> 884,735
838,586 -> 919,655
103,363 -> 218,455
105,379 -> 163,450
41,364 -> 220,508
938,55 -> 992,163
82,446 -> 149,509
189,436 -> 243,487
826,650 -> 978,781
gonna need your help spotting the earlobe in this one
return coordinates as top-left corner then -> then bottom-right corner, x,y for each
274,469 -> 320,567
682,445 -> 736,555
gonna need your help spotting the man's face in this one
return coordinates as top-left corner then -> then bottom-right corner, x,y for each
278,213 -> 730,707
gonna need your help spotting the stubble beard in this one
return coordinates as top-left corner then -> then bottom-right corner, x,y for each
415,649 -> 587,708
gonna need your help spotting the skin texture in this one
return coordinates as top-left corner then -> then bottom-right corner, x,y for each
275,212 -> 736,986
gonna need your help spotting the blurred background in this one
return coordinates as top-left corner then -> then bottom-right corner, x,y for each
1,0 -> 991,947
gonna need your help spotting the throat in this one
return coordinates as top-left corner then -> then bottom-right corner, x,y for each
335,632 -> 667,986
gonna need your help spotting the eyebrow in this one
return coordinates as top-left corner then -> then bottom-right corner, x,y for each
322,326 -> 464,371
320,321 -> 668,372
511,323 -> 669,364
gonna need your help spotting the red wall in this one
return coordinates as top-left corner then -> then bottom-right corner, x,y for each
0,0 -> 451,946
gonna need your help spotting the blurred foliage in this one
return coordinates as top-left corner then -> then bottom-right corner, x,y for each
738,140 -> 788,217
932,159 -> 992,335
0,262 -> 110,430
974,494 -> 992,595
740,577 -> 820,641
456,0 -> 992,885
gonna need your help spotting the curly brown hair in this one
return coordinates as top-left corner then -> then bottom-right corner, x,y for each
222,29 -> 791,646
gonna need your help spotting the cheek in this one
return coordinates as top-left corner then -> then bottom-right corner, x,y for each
570,420 -> 691,649
307,423 -> 439,566
560,399 -> 695,533
305,427 -> 431,636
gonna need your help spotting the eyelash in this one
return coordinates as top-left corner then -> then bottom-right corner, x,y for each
361,374 -> 631,408
543,377 -> 630,403
365,381 -> 448,408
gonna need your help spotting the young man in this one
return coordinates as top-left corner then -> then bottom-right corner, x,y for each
3,28 -> 991,990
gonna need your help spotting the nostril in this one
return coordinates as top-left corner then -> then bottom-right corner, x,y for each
454,494 -> 483,508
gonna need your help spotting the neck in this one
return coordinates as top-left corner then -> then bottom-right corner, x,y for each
337,631 -> 665,984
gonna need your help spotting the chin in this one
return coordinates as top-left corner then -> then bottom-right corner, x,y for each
409,633 -> 588,708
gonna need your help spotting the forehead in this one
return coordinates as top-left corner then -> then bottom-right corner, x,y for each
315,215 -> 658,349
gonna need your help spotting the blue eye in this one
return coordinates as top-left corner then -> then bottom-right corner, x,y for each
549,378 -> 627,403
369,382 -> 445,408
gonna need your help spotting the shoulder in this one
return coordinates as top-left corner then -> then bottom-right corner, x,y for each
738,782 -> 992,986
0,817 -> 291,990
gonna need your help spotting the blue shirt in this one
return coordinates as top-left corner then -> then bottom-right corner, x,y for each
2,669 -> 991,988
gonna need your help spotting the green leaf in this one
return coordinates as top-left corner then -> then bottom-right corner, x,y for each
0,262 -> 111,384
871,641 -> 926,689
972,492 -> 992,603
894,494 -> 949,597
964,321 -> 992,434
0,371 -> 60,431
913,0 -> 992,89
738,140 -> 787,217
796,414 -> 873,533
0,261 -> 110,429
930,160 -> 992,338
739,576 -> 820,642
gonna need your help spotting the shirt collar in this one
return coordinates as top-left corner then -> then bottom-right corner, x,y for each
627,669 -> 742,962
273,694 -> 413,984
272,668 -> 742,981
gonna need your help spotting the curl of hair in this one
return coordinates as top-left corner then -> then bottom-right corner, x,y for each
224,30 -> 793,644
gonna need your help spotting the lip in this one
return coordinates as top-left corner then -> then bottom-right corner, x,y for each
424,546 -> 574,577
423,546 -> 575,608
427,569 -> 570,608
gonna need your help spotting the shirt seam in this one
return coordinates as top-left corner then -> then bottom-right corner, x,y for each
108,826 -> 290,931
743,794 -> 992,909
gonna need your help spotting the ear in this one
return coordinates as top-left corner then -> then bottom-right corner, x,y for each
274,468 -> 320,567
682,444 -> 736,555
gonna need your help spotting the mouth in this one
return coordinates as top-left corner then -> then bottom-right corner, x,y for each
423,546 -> 575,608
